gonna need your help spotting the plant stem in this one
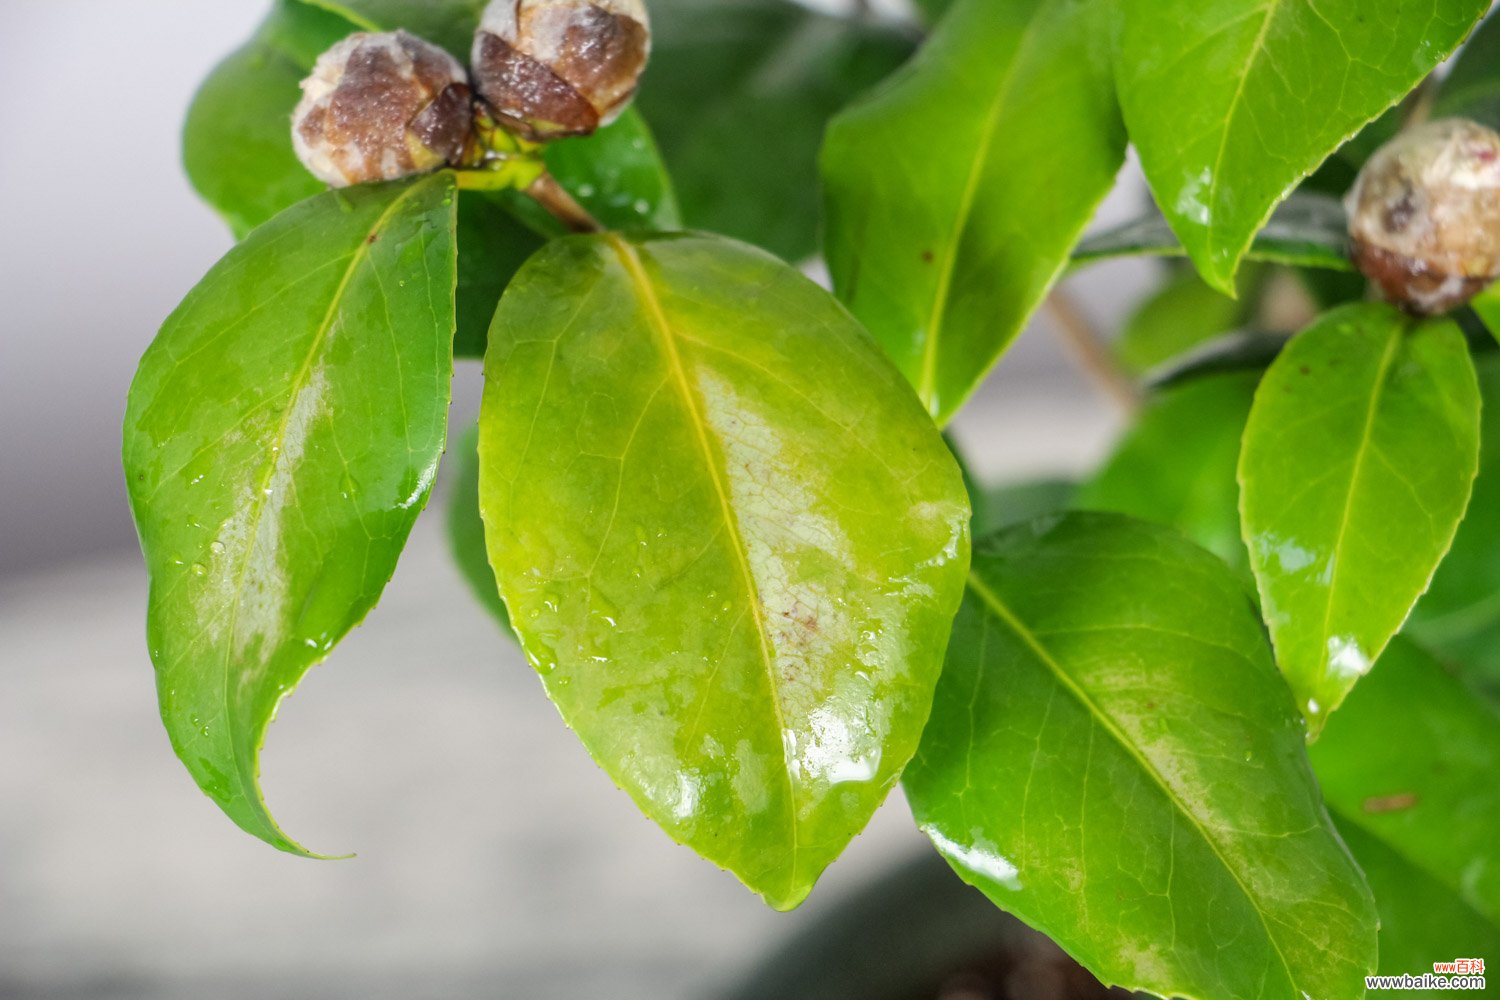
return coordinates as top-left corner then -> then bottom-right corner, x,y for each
1045,287 -> 1143,413
527,172 -> 604,234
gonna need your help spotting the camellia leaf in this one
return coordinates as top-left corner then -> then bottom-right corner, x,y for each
822,0 -> 1125,424
1309,637 -> 1500,931
1239,303 -> 1481,735
1432,12 -> 1500,129
1072,193 -> 1352,273
1115,265 -> 1260,375
447,425 -> 513,636
1116,0 -> 1487,293
637,0 -> 912,261
1334,821 -> 1500,979
297,0 -> 487,59
1075,370 -> 1260,575
124,174 -> 459,854
904,513 -> 1378,1000
1408,355 -> 1500,693
477,232 -> 971,909
182,0 -> 352,239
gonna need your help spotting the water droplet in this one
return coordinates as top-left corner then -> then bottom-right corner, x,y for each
190,563 -> 207,577
209,541 -> 225,556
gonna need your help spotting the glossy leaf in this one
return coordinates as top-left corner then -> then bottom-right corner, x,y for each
1116,265 -> 1260,375
497,110 -> 682,237
124,175 -> 459,853
447,425 -> 513,635
1433,13 -> 1500,129
1239,303 -> 1481,734
637,0 -> 912,261
822,0 -> 1125,424
477,232 -> 971,909
1408,354 -> 1500,693
1310,637 -> 1500,927
182,0 -> 352,238
1072,193 -> 1352,273
1076,370 -> 1259,575
905,513 -> 1377,1000
1116,0 -> 1487,293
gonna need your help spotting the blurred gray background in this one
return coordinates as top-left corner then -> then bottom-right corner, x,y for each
0,1 -> 1154,997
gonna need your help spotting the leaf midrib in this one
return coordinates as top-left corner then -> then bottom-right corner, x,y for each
1203,0 -> 1285,266
918,5 -> 1048,415
213,178 -> 436,848
964,570 -> 1301,995
1309,322 -> 1403,703
605,234 -> 802,898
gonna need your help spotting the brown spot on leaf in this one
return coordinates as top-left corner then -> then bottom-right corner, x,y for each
1362,792 -> 1419,814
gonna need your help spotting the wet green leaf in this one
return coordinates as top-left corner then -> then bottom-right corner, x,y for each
1239,304 -> 1481,735
1433,13 -> 1500,129
182,1 -> 352,239
822,0 -> 1124,424
447,425 -> 513,636
124,175 -> 459,854
1076,370 -> 1259,575
1408,355 -> 1500,694
477,232 -> 970,909
1310,637 -> 1500,928
905,513 -> 1377,1000
638,0 -> 912,261
1116,0 -> 1486,293
1116,266 -> 1260,375
1072,193 -> 1353,273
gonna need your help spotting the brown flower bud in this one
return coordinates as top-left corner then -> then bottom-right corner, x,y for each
293,31 -> 474,187
471,0 -> 651,142
1346,118 -> 1500,315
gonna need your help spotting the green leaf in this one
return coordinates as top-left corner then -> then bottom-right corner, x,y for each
477,232 -> 971,909
447,425 -> 513,636
499,110 -> 682,236
124,174 -> 459,854
1239,303 -> 1482,735
979,478 -> 1076,536
1334,821 -> 1500,978
1408,354 -> 1500,694
1116,0 -> 1487,293
1433,13 -> 1500,130
822,0 -> 1125,424
454,194 -> 543,360
1116,265 -> 1260,375
1072,193 -> 1353,273
1076,370 -> 1259,574
904,513 -> 1377,1000
182,1 -> 353,238
1309,637 -> 1500,928
297,0 -> 487,58
638,0 -> 912,261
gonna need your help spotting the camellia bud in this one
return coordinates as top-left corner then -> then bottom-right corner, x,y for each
1346,118 -> 1500,315
471,0 -> 651,142
293,31 -> 475,188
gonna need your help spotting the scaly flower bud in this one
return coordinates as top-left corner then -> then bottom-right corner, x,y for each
471,0 -> 651,142
1347,118 -> 1500,315
293,31 -> 474,187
